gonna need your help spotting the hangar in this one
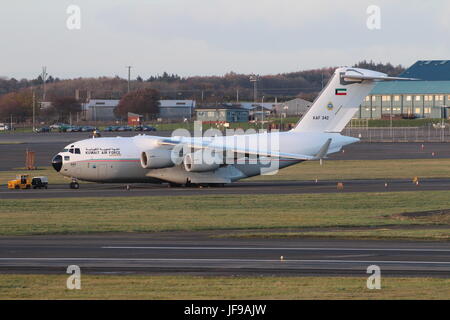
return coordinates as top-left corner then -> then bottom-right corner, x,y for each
357,60 -> 450,119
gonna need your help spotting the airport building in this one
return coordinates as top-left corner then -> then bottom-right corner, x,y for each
357,60 -> 450,119
274,98 -> 312,116
158,100 -> 195,120
82,99 -> 119,121
82,99 -> 196,121
195,105 -> 249,123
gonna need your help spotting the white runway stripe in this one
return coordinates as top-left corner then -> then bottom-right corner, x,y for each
101,246 -> 450,252
0,258 -> 449,264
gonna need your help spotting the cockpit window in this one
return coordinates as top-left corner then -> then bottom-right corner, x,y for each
69,148 -> 74,154
75,148 -> 81,154
63,149 -> 68,152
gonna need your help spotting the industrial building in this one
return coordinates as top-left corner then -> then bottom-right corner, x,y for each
358,60 -> 450,119
195,105 -> 249,123
158,100 -> 195,120
81,99 -> 195,121
274,98 -> 312,116
82,99 -> 119,121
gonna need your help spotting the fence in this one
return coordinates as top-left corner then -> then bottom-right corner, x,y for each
342,126 -> 450,142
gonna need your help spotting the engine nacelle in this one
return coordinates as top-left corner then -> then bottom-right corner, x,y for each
183,151 -> 221,172
140,149 -> 175,169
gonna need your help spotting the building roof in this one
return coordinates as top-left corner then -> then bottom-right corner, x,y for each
371,80 -> 450,95
84,99 -> 120,106
159,100 -> 195,108
238,102 -> 276,110
195,105 -> 248,111
400,60 -> 450,81
369,60 -> 450,95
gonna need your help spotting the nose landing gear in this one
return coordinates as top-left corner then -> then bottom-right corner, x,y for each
69,178 -> 79,189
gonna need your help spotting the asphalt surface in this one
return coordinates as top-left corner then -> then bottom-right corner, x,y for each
0,233 -> 448,277
1,133 -> 449,279
1,132 -> 450,171
0,178 -> 449,199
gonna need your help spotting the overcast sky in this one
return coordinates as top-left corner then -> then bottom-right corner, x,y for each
1,0 -> 449,79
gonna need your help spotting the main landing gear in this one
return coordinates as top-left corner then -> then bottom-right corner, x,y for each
69,178 -> 79,189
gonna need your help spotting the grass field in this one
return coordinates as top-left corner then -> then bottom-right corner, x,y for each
223,228 -> 450,241
0,191 -> 449,237
0,274 -> 448,299
248,158 -> 450,181
2,158 -> 450,186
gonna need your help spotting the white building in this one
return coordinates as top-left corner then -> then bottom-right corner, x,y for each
159,100 -> 196,119
274,98 -> 312,116
82,99 -> 119,121
81,99 -> 196,121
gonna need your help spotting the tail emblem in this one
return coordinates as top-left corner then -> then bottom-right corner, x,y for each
335,88 -> 347,95
326,102 -> 334,111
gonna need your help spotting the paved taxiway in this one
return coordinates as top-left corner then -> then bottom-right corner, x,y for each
0,233 -> 448,277
1,132 -> 450,171
1,178 -> 450,199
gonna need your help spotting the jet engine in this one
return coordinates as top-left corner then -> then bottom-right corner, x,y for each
183,150 -> 222,172
140,149 -> 175,169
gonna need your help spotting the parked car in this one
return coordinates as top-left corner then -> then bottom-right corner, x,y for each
0,123 -> 10,131
81,126 -> 97,132
35,126 -> 51,133
66,126 -> 82,132
50,123 -> 68,130
104,126 -> 120,132
116,126 -> 133,132
135,125 -> 157,132
58,124 -> 73,132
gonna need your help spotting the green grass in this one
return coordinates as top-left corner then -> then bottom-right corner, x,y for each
0,274 -> 448,299
248,159 -> 450,181
222,228 -> 450,241
0,191 -> 449,236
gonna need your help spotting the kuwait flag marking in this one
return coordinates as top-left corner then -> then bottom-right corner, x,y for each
335,88 -> 347,95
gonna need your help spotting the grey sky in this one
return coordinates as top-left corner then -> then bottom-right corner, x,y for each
1,0 -> 449,79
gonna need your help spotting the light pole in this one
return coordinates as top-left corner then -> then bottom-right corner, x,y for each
249,75 -> 258,103
442,105 -> 447,141
126,66 -> 132,93
41,66 -> 47,101
281,105 -> 288,131
32,90 -> 36,133
261,96 -> 265,130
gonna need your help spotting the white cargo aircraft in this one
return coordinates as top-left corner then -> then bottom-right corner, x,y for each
52,67 -> 414,188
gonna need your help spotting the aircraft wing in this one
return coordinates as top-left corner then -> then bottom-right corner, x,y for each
158,137 -> 332,161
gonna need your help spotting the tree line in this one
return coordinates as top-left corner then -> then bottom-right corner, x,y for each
0,61 -> 405,123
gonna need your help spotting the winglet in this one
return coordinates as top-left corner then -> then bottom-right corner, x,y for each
313,138 -> 332,160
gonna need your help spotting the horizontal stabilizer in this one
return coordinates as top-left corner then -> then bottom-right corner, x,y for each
342,74 -> 419,82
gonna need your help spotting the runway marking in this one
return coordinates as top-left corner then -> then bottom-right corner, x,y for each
102,246 -> 450,252
0,258 -> 449,265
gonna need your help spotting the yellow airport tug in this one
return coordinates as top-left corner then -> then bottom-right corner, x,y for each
8,174 -> 32,189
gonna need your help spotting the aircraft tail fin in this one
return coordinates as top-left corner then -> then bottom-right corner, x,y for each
292,67 -> 417,133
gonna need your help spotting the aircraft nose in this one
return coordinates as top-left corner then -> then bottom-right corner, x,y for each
51,154 -> 63,172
